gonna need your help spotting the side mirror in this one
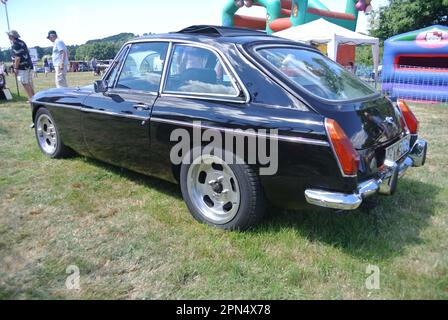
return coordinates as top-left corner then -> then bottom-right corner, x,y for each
94,80 -> 108,93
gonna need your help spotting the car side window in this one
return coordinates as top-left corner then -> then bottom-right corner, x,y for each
115,42 -> 168,92
164,45 -> 238,97
105,46 -> 128,86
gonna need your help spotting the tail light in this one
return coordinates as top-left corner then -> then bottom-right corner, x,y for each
397,100 -> 419,134
325,118 -> 360,177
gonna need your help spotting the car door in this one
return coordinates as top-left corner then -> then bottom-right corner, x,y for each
149,43 -> 247,181
82,42 -> 169,173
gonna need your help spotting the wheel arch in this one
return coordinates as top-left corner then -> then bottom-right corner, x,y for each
32,103 -> 47,123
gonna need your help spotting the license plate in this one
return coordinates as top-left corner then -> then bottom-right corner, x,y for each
385,136 -> 411,162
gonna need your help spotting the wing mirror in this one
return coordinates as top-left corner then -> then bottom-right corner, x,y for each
94,80 -> 108,93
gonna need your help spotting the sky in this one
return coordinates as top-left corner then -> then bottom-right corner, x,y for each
0,0 -> 389,49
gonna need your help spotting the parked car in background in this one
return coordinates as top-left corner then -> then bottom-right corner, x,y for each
96,60 -> 112,75
0,63 -> 7,89
0,74 -> 5,90
78,62 -> 92,72
30,26 -> 428,230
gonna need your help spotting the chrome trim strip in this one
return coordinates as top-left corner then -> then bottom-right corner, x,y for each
151,117 -> 329,146
163,89 -> 240,99
36,101 -> 149,121
33,101 -> 82,111
34,102 -> 328,145
159,93 -> 247,104
81,108 -> 149,121
159,42 -> 173,95
107,88 -> 159,96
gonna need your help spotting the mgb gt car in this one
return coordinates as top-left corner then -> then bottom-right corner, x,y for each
31,26 -> 428,230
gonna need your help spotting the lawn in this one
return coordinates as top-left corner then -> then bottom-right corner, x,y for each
0,72 -> 447,299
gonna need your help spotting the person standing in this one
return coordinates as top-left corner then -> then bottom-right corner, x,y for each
0,62 -> 6,76
33,63 -> 38,78
43,58 -> 50,77
47,30 -> 69,88
6,30 -> 35,102
90,57 -> 98,76
347,62 -> 356,75
0,62 -> 6,90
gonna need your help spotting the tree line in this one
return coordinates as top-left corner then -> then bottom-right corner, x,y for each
356,0 -> 447,66
0,32 -> 137,63
369,0 -> 447,42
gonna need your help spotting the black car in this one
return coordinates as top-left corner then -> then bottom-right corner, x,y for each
30,26 -> 428,230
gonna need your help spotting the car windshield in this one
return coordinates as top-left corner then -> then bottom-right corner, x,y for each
256,47 -> 376,101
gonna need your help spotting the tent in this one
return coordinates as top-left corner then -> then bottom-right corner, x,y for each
274,18 -> 380,82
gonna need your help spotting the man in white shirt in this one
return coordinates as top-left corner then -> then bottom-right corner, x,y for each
47,30 -> 69,88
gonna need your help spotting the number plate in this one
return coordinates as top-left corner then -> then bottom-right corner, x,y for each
385,136 -> 411,162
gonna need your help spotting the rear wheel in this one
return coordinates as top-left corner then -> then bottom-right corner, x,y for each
180,151 -> 266,230
34,108 -> 71,158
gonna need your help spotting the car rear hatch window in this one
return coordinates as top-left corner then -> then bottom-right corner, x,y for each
254,46 -> 377,102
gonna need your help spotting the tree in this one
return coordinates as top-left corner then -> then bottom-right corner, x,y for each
75,42 -> 118,60
75,33 -> 135,61
67,45 -> 78,61
370,0 -> 448,41
86,33 -> 134,45
0,49 -> 12,62
355,45 -> 384,66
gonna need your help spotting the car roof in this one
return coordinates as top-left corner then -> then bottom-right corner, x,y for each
127,25 -> 315,49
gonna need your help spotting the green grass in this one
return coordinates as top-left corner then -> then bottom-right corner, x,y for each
1,72 -> 447,299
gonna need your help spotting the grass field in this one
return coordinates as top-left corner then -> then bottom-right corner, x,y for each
1,72 -> 447,299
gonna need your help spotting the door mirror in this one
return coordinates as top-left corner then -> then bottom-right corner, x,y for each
94,80 -> 108,93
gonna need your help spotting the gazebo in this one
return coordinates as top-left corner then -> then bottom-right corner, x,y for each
274,18 -> 380,81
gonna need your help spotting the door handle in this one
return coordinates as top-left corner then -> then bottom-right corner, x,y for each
133,103 -> 151,111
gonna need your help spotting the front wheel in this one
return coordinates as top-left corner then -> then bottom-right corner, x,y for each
180,151 -> 266,230
34,108 -> 71,158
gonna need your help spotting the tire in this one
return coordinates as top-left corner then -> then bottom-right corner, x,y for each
34,107 -> 71,158
180,150 -> 266,230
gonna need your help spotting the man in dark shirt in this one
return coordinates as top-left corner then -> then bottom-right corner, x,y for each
6,30 -> 35,102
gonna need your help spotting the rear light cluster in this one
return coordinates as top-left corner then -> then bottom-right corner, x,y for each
325,118 -> 360,177
397,100 -> 419,134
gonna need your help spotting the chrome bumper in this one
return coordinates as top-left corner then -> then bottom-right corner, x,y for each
305,139 -> 428,210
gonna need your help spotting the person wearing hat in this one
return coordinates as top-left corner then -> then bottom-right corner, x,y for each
47,30 -> 69,88
6,30 -> 35,102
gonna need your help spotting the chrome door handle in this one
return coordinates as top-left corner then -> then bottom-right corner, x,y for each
133,103 -> 151,111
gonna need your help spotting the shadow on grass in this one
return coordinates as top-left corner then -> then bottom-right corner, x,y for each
255,178 -> 441,261
73,155 -> 440,261
0,93 -> 28,105
82,157 -> 182,200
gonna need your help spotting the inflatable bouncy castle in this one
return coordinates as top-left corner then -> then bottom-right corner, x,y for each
222,0 -> 373,34
382,25 -> 448,103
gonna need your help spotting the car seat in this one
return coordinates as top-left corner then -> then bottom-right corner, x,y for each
180,68 -> 217,85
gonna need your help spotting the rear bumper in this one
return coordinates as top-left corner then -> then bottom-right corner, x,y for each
305,139 -> 428,210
